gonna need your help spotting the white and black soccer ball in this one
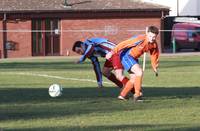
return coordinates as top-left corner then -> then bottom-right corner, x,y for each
48,84 -> 63,97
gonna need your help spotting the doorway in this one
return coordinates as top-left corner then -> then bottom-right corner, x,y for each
32,19 -> 60,56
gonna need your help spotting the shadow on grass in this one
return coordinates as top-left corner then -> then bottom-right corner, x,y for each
144,87 -> 200,98
6,124 -> 200,131
0,86 -> 200,121
0,87 -> 120,121
0,87 -> 120,104
0,61 -> 95,71
0,86 -> 199,104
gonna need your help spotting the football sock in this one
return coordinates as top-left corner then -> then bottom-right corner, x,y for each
120,80 -> 134,97
121,77 -> 135,94
107,73 -> 123,88
121,77 -> 129,86
134,76 -> 142,97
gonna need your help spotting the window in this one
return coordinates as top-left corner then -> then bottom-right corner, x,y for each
32,19 -> 60,56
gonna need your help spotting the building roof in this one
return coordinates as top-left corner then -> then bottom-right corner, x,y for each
0,0 -> 169,13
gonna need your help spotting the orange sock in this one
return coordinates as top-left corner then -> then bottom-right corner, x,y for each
134,76 -> 142,97
120,80 -> 134,97
121,77 -> 129,86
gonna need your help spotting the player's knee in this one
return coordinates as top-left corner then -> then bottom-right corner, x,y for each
135,68 -> 143,76
102,69 -> 110,77
115,74 -> 124,81
131,64 -> 143,76
129,78 -> 135,83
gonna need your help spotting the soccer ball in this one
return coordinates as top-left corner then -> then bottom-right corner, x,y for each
48,84 -> 63,97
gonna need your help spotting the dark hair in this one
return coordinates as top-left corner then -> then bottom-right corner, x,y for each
147,26 -> 159,35
72,41 -> 83,52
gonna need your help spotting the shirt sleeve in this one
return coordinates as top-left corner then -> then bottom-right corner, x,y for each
150,43 -> 159,71
89,56 -> 103,86
113,39 -> 134,53
113,35 -> 145,54
79,44 -> 94,63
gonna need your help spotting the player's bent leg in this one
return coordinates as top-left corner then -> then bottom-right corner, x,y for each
129,74 -> 136,94
115,69 -> 129,87
111,53 -> 129,87
102,66 -> 112,77
118,73 -> 135,99
119,79 -> 134,99
102,67 -> 123,88
130,64 -> 143,97
114,69 -> 124,81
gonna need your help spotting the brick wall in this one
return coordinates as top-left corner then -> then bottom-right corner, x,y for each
0,17 -> 161,58
6,20 -> 32,58
60,18 -> 161,56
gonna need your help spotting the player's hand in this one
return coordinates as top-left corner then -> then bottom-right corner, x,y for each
155,72 -> 158,77
154,69 -> 158,77
105,51 -> 113,60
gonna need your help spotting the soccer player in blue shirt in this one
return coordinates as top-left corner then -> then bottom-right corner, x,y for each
72,37 -> 129,89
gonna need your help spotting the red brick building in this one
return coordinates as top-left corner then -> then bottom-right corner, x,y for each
0,0 -> 169,58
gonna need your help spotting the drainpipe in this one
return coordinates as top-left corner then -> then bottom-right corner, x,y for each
177,0 -> 179,16
2,13 -> 7,58
160,11 -> 164,53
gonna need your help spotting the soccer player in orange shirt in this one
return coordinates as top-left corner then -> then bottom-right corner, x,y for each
106,26 -> 159,102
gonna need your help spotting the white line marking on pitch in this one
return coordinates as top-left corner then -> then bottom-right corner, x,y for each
12,72 -> 113,85
2,72 -> 148,86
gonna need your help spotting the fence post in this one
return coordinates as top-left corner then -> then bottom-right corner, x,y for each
172,38 -> 176,53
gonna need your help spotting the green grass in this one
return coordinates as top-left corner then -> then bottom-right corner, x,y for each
0,55 -> 200,131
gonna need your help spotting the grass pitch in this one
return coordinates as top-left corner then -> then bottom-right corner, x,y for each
0,55 -> 200,131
